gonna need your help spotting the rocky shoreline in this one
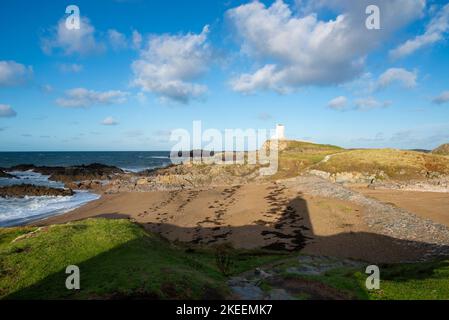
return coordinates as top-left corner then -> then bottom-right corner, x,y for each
3,160 -> 449,195
4,163 -> 124,183
0,184 -> 74,198
0,169 -> 16,178
2,160 -> 449,262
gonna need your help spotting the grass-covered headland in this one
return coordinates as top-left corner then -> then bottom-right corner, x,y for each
0,218 -> 448,300
0,218 -> 284,299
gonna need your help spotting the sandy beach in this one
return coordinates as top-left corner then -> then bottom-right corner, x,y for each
352,187 -> 449,228
37,181 -> 431,263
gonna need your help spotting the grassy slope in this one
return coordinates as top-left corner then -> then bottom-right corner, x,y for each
313,148 -> 449,180
271,140 -> 344,179
432,143 -> 449,156
0,218 -> 284,299
1,218 -> 448,300
260,140 -> 449,180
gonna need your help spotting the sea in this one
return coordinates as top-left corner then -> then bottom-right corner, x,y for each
0,151 -> 172,227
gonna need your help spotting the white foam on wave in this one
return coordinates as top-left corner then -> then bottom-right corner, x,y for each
0,170 -> 64,188
0,191 -> 100,227
0,170 -> 100,227
121,167 -> 155,173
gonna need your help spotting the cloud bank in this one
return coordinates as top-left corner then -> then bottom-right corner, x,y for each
227,0 -> 425,93
131,26 -> 211,103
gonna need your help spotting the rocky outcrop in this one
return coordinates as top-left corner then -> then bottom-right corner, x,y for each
7,163 -> 124,183
65,180 -> 105,191
307,168 -> 449,192
0,169 -> 16,178
105,163 -> 261,193
0,184 -> 74,198
308,169 -> 385,184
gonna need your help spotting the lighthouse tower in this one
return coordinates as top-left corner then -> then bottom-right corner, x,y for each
275,124 -> 285,140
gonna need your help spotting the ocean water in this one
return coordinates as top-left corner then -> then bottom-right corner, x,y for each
0,151 -> 171,227
0,151 -> 172,172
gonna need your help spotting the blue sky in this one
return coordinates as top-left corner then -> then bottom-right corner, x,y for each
0,0 -> 449,151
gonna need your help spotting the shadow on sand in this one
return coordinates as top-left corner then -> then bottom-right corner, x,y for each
5,193 -> 449,299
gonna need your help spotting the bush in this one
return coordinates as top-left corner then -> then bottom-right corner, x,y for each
214,243 -> 234,277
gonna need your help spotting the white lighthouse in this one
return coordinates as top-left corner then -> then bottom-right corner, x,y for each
275,124 -> 285,140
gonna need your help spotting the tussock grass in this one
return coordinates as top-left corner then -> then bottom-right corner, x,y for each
313,148 -> 449,180
432,143 -> 449,156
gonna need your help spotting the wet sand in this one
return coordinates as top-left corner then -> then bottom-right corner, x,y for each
352,187 -> 449,228
37,182 -> 426,263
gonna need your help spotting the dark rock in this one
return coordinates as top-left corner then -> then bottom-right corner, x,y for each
0,184 -> 74,198
0,169 -> 16,178
7,163 -> 124,183
65,180 -> 103,191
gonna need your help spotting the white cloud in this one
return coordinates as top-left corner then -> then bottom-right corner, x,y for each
0,61 -> 33,86
131,26 -> 211,103
354,97 -> 391,110
41,17 -> 104,55
227,0 -> 425,93
231,65 -> 284,94
108,29 -> 128,50
390,3 -> 449,59
101,116 -> 119,126
344,68 -> 417,96
58,63 -> 83,73
432,91 -> 449,104
0,104 -> 17,118
377,68 -> 417,89
56,88 -> 129,108
327,96 -> 348,110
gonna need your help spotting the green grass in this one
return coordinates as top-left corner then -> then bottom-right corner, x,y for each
277,257 -> 449,300
367,260 -> 449,300
0,218 -> 284,300
1,218 -> 448,300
